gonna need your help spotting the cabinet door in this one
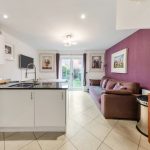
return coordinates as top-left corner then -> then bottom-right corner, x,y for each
34,90 -> 66,127
0,90 -> 34,127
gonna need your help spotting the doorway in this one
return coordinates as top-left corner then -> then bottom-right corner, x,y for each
60,55 -> 83,90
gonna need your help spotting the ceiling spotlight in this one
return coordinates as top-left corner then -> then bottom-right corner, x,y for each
3,14 -> 8,19
80,14 -> 86,19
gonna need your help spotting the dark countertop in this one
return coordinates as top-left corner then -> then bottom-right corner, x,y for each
0,81 -> 68,90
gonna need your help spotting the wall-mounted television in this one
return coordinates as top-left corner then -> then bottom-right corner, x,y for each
19,54 -> 34,69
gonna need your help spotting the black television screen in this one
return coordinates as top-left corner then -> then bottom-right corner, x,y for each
19,55 -> 34,69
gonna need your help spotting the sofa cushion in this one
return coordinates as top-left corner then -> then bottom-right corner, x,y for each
100,76 -> 107,87
113,82 -> 127,90
105,90 -> 132,95
105,80 -> 116,90
101,79 -> 108,89
120,82 -> 140,94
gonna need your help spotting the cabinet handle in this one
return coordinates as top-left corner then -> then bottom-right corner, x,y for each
62,92 -> 63,100
31,92 -> 33,100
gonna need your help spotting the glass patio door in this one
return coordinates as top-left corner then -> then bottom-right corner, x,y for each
60,56 -> 83,90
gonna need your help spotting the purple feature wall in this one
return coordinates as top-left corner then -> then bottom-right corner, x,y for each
105,29 -> 150,90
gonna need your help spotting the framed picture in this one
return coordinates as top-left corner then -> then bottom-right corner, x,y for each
111,48 -> 128,73
39,53 -> 54,72
90,54 -> 104,71
5,43 -> 15,60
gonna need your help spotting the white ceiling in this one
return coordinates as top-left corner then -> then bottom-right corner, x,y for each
117,0 -> 150,29
0,0 -> 136,51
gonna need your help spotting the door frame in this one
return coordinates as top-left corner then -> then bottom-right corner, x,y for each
59,55 -> 83,90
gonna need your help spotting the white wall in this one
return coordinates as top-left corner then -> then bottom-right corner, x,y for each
38,50 -> 105,88
0,30 -> 38,81
86,52 -> 105,88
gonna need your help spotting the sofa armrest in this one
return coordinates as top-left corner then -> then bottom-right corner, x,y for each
100,94 -> 138,119
104,90 -> 132,95
89,79 -> 101,86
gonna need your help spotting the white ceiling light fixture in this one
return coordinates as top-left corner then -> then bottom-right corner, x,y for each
80,14 -> 86,19
63,34 -> 77,47
3,14 -> 8,19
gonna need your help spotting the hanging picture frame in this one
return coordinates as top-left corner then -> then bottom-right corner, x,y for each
5,42 -> 15,61
90,54 -> 104,72
111,48 -> 128,73
39,53 -> 54,72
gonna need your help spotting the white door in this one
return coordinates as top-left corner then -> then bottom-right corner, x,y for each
60,55 -> 83,90
34,90 -> 66,127
0,90 -> 34,127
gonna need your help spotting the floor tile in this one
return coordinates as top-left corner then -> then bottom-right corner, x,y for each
5,132 -> 35,150
38,132 -> 67,150
58,141 -> 77,150
65,119 -> 82,139
70,128 -> 101,150
73,113 -> 93,127
94,116 -> 118,129
139,135 -> 150,150
98,143 -> 113,150
112,122 -> 141,144
138,146 -> 149,150
20,141 -> 41,150
118,120 -> 137,129
104,130 -> 138,150
83,106 -> 100,119
85,119 -> 111,141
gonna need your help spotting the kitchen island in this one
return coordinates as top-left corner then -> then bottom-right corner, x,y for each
0,81 -> 68,132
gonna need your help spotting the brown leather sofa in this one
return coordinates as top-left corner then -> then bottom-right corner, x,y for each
89,76 -> 140,120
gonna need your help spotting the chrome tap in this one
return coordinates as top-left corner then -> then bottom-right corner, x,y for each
25,63 -> 37,83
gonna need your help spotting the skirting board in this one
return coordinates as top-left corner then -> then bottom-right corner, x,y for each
0,126 -> 66,132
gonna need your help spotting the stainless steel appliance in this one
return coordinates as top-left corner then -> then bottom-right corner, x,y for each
136,95 -> 148,136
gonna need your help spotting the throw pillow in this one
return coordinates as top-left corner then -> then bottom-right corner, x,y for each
113,83 -> 127,90
105,80 -> 116,90
100,76 -> 106,87
101,79 -> 108,89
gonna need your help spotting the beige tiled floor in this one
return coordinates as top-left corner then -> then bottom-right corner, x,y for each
0,91 -> 150,150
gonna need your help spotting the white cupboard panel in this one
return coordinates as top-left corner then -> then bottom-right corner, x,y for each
35,90 -> 66,127
0,90 -> 34,127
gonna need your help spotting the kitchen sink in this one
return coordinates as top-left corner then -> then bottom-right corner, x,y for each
9,82 -> 39,88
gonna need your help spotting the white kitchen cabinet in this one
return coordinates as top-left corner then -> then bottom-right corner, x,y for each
0,90 -> 34,127
0,89 -> 67,131
34,90 -> 66,127
0,34 -> 5,64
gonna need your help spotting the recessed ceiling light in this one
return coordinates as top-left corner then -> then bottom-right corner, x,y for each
3,14 -> 8,19
80,14 -> 86,19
